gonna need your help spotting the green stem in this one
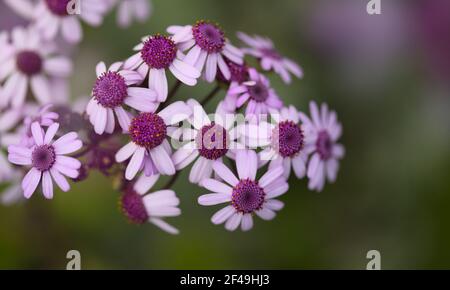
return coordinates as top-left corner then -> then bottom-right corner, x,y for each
200,84 -> 221,106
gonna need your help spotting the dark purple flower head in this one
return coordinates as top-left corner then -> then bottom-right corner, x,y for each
260,48 -> 282,61
272,121 -> 304,158
32,145 -> 56,171
53,106 -> 88,133
16,51 -> 43,76
120,188 -> 148,224
192,21 -> 225,53
45,0 -> 70,16
248,81 -> 269,102
89,148 -> 116,174
93,71 -> 128,108
129,113 -> 167,149
217,58 -> 249,84
195,123 -> 229,160
232,179 -> 266,214
316,130 -> 333,160
141,35 -> 177,69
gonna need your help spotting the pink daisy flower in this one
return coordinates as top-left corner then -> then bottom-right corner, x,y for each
33,0 -> 109,43
300,101 -> 345,192
7,122 -> 83,199
3,0 -> 35,20
0,27 -> 73,108
20,104 -> 60,146
226,68 -> 283,120
172,99 -> 243,184
237,31 -> 303,84
167,21 -> 244,82
198,150 -> 288,231
124,34 -> 200,102
86,61 -> 155,135
219,59 -> 250,113
119,173 -> 180,234
243,105 -> 308,179
115,101 -> 192,180
110,0 -> 152,28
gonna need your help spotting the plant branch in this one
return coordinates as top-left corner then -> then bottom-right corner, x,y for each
200,84 -> 221,106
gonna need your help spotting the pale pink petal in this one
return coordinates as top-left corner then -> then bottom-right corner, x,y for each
42,171 -> 54,199
150,146 -> 175,175
205,53 -> 218,82
31,122 -> 44,145
22,168 -> 41,199
256,207 -> 276,220
200,179 -> 232,195
198,193 -> 231,206
211,205 -> 235,225
225,213 -> 242,231
149,218 -> 179,235
125,147 -> 145,180
212,162 -> 239,187
44,123 -> 59,144
116,142 -> 138,162
241,214 -> 253,231
50,168 -> 70,192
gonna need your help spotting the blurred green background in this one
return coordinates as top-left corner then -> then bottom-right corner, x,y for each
1,0 -> 450,269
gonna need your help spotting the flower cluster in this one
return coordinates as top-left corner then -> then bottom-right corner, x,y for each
0,2 -> 344,235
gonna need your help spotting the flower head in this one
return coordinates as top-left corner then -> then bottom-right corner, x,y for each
124,34 -> 200,101
242,105 -> 308,179
237,31 -> 303,84
119,173 -> 180,234
86,61 -> 156,135
113,0 -> 152,28
226,68 -> 283,121
167,21 -> 244,83
300,101 -> 345,192
172,99 -> 243,184
0,27 -> 73,108
198,150 -> 288,231
7,122 -> 83,199
33,0 -> 109,43
115,101 -> 192,180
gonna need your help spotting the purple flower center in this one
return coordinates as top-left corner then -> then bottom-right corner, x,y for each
45,0 -> 71,16
93,71 -> 128,108
217,58 -> 249,83
261,48 -> 282,60
141,35 -> 177,69
248,81 -> 269,102
316,130 -> 333,160
272,121 -> 304,158
232,179 -> 266,214
192,21 -> 225,53
16,51 -> 43,76
120,189 -> 148,224
195,123 -> 229,160
129,113 -> 167,149
32,145 -> 56,171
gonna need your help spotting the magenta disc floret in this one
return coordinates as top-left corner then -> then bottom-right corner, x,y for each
93,71 -> 128,108
16,51 -> 43,76
32,145 -> 56,171
272,121 -> 304,158
141,35 -> 177,69
192,21 -> 225,53
195,123 -> 229,160
129,113 -> 167,149
231,179 -> 266,214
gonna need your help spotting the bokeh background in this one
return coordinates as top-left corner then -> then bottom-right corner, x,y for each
1,0 -> 449,269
